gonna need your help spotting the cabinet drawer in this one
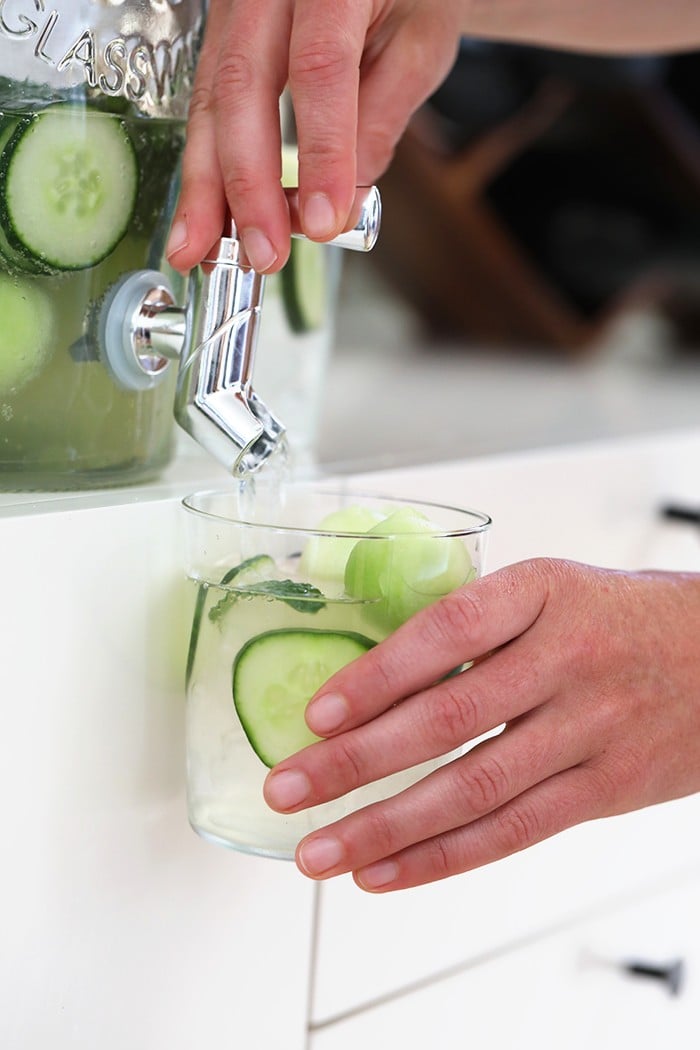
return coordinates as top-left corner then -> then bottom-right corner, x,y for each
312,793 -> 700,1022
311,874 -> 700,1050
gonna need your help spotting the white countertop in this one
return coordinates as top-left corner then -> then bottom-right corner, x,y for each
2,423 -> 699,535
339,425 -> 700,575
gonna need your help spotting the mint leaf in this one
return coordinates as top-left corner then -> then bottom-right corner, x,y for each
251,579 -> 326,613
209,577 -> 326,625
208,554 -> 277,626
208,589 -> 238,626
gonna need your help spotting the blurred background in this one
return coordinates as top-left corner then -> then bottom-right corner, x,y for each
318,42 -> 700,471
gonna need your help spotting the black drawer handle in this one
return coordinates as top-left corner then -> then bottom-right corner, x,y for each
622,958 -> 685,997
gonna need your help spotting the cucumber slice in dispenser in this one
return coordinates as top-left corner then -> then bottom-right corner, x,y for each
0,106 -> 138,272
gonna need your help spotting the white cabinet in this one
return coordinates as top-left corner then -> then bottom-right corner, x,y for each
310,796 -> 700,1022
0,490 -> 315,1050
311,875 -> 700,1050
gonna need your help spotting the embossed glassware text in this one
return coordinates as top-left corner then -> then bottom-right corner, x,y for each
0,1 -> 204,116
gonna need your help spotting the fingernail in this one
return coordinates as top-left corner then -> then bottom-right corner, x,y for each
302,193 -> 337,239
242,228 -> 278,272
306,692 -> 348,735
264,769 -> 310,811
356,859 -> 399,890
297,835 -> 343,876
166,217 -> 188,259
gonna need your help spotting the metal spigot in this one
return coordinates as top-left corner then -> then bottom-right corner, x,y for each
173,225 -> 281,476
99,186 -> 381,476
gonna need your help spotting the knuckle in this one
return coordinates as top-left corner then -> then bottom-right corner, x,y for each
527,555 -> 576,585
510,557 -> 579,608
187,81 -> 214,121
428,682 -> 481,750
222,168 -> 260,202
332,735 -> 365,792
456,754 -> 510,815
362,645 -> 408,699
362,804 -> 403,856
423,588 -> 485,650
211,50 -> 256,107
290,41 -> 352,86
296,140 -> 346,175
493,800 -> 542,855
582,745 -> 643,810
425,833 -> 455,880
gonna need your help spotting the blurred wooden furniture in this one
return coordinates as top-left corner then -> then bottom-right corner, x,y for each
373,63 -> 700,352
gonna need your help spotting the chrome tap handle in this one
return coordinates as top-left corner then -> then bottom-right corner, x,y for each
284,186 -> 381,252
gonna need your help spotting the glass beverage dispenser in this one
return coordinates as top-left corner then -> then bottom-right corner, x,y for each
0,2 -> 382,489
0,0 -> 205,490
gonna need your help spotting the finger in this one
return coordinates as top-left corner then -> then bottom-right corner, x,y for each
355,16 -> 460,183
169,92 -> 228,271
212,0 -> 295,272
265,628 -> 555,811
170,0 -> 294,274
288,0 -> 370,239
166,0 -> 231,271
293,704 -> 589,881
352,765 -> 604,891
304,560 -> 551,738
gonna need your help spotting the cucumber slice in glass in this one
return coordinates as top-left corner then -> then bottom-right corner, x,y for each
185,584 -> 209,690
0,274 -> 54,394
0,106 -> 138,271
232,628 -> 374,767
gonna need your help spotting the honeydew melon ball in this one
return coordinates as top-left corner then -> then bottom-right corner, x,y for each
299,505 -> 385,585
345,507 -> 473,630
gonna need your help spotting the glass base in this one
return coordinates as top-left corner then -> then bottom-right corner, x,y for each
190,820 -> 296,862
0,455 -> 171,492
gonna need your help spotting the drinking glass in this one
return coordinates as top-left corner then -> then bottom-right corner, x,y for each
183,483 -> 491,859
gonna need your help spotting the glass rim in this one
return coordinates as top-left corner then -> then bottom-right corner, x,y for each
182,486 -> 492,538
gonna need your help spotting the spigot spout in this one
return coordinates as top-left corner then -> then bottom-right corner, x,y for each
173,230 -> 284,476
